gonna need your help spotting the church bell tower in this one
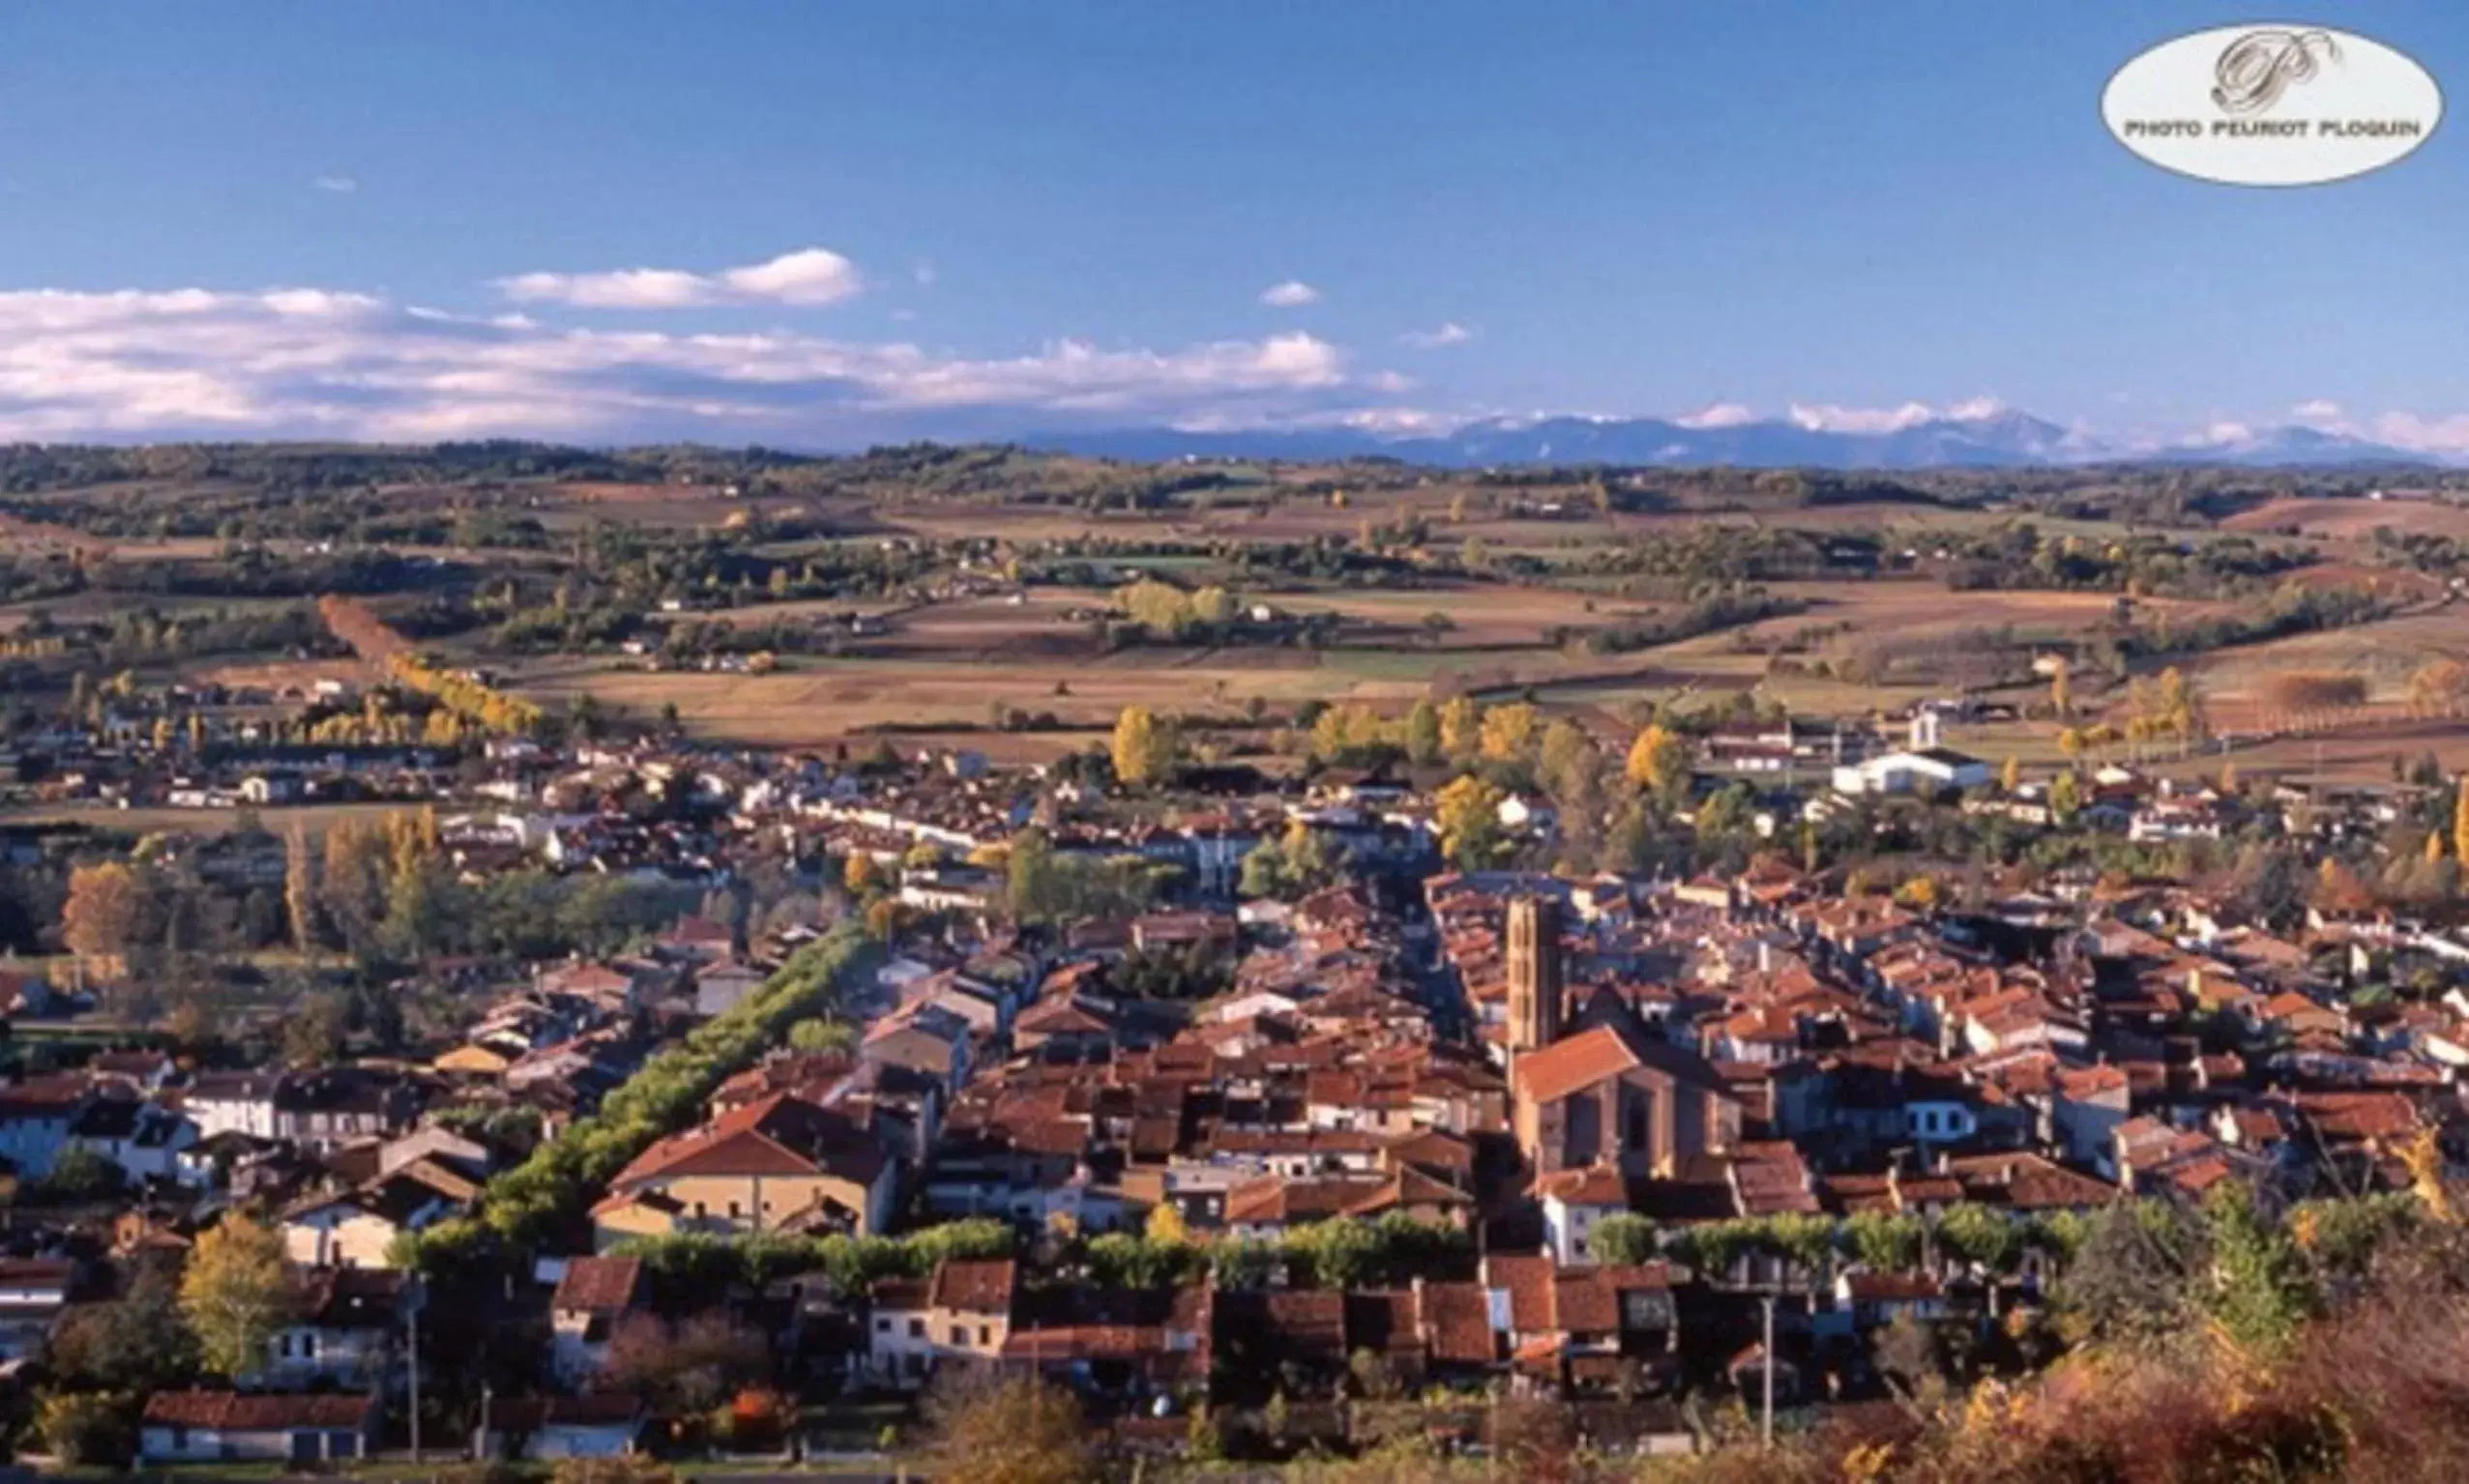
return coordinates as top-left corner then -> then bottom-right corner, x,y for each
1506,894 -> 1564,1058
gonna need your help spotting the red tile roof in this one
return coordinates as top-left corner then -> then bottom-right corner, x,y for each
552,1255 -> 643,1316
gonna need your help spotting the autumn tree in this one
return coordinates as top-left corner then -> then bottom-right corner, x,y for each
1537,718 -> 1595,798
2049,770 -> 2081,824
1437,696 -> 1483,759
1110,706 -> 1174,787
1624,723 -> 1690,801
282,826 -> 322,955
62,861 -> 142,970
1435,775 -> 1508,869
2409,658 -> 2469,718
180,1215 -> 294,1378
604,1312 -> 766,1416
924,1372 -> 1091,1484
2455,779 -> 2469,870
1479,702 -> 1537,762
1189,585 -> 1237,626
319,820 -> 391,955
841,852 -> 880,896
1114,577 -> 1195,639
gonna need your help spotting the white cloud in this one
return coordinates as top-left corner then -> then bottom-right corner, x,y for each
497,247 -> 863,309
1258,279 -> 1320,307
1399,321 -> 1472,349
2292,397 -> 2342,421
912,259 -> 937,288
1786,396 -> 2005,433
1674,401 -> 1756,429
309,175 -> 358,194
0,284 -> 1390,445
2372,411 -> 2469,453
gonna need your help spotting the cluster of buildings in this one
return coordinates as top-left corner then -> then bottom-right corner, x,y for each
7,705 -> 2469,1466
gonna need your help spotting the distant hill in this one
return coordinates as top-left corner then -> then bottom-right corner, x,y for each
1028,409 -> 2437,470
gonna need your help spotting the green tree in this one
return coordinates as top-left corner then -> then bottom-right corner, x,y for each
2200,1181 -> 2315,1361
1846,1210 -> 1924,1273
48,1269 -> 198,1392
44,1146 -> 123,1201
1935,1203 -> 2019,1274
1403,698 -> 1443,766
36,1391 -> 133,1469
1005,828 -> 1058,920
281,992 -> 350,1068
1591,1212 -> 1660,1266
787,1017 -> 857,1056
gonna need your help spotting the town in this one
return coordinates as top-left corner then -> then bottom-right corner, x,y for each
2,447 -> 2468,1483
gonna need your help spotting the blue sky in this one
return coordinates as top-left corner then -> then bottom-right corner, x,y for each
1,1 -> 2464,449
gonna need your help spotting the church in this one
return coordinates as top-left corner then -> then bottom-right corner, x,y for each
1502,896 -> 1743,1178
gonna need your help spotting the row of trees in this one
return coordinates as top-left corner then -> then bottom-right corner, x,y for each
317,594 -> 541,735
410,920 -> 875,1257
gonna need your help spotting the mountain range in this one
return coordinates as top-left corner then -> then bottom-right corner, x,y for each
1028,409 -> 2436,469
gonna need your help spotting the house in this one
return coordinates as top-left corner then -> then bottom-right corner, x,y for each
867,1258 -> 1016,1388
591,1092 -> 896,1249
181,1072 -> 286,1142
1830,713 -> 1989,798
1832,747 -> 1992,798
478,1394 -> 649,1461
863,1005 -> 976,1093
693,961 -> 771,1018
266,1268 -> 408,1390
279,1162 -> 475,1268
0,1259 -> 73,1359
0,1075 -> 95,1178
1829,1271 -> 1949,1336
140,1391 -> 378,1465
551,1256 -> 645,1387
1535,1165 -> 1630,1266
68,1097 -> 197,1183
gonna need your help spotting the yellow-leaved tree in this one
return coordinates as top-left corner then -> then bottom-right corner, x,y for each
180,1214 -> 294,1379
1625,724 -> 1690,802
1110,706 -> 1174,787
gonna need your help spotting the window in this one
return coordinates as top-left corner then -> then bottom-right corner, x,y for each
950,1325 -> 966,1345
727,1201 -> 742,1219
875,1317 -> 892,1333
908,1319 -> 925,1339
980,1325 -> 992,1345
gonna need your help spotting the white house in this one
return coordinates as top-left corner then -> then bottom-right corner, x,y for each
140,1391 -> 377,1465
1833,713 -> 1992,797
1534,1165 -> 1630,1266
263,1268 -> 409,1392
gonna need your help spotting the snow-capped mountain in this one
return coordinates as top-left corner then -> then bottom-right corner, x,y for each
1029,409 -> 2435,469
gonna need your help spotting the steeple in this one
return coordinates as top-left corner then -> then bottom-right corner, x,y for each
1506,894 -> 1564,1059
